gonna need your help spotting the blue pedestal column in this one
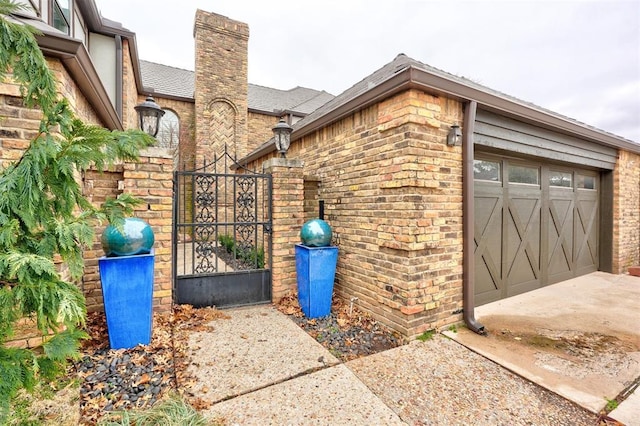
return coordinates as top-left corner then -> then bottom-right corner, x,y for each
295,244 -> 338,318
99,251 -> 154,349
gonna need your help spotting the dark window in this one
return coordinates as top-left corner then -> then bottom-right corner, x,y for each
474,160 -> 501,182
52,0 -> 71,35
508,164 -> 539,185
577,174 -> 596,190
157,109 -> 180,149
549,171 -> 572,188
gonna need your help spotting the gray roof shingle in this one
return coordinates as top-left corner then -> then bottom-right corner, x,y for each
139,60 -> 334,114
140,60 -> 195,99
292,53 -> 414,130
247,84 -> 334,115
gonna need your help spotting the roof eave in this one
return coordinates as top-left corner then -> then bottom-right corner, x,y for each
36,33 -> 123,130
290,65 -> 639,155
248,107 -> 309,117
248,108 -> 282,117
407,67 -> 640,154
240,68 -> 415,165
294,68 -> 415,142
152,93 -> 195,103
242,61 -> 640,165
237,138 -> 275,167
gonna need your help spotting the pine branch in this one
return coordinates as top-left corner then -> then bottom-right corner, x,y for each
0,0 -> 157,410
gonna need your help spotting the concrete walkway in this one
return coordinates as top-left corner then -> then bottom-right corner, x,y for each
187,305 -> 403,425
183,290 -> 637,425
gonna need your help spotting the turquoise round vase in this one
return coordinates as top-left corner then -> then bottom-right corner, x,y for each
300,219 -> 332,247
101,218 -> 155,257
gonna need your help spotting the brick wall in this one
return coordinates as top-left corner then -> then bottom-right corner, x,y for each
4,317 -> 65,350
613,150 -> 640,272
1,56 -> 175,316
194,10 -> 249,163
81,148 -> 173,313
0,94 -> 40,167
248,111 -> 278,152
252,89 -> 464,337
122,148 -> 174,311
122,39 -> 140,130
1,57 -> 102,170
49,59 -> 102,125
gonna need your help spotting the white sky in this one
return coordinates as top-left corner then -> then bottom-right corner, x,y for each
95,0 -> 640,142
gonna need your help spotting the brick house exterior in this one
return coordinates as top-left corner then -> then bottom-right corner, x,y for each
2,2 -> 639,338
238,56 -> 640,336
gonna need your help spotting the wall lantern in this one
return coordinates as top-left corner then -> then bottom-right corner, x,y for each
134,96 -> 165,137
447,124 -> 462,146
272,118 -> 294,157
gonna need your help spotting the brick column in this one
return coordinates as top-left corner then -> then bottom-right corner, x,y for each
263,158 -> 304,301
194,10 -> 249,163
612,150 -> 640,273
122,147 -> 174,312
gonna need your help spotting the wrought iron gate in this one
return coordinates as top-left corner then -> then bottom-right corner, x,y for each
172,152 -> 272,308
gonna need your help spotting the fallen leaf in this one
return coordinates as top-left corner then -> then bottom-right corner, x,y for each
137,373 -> 151,385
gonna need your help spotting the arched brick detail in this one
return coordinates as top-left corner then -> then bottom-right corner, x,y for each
206,98 -> 238,162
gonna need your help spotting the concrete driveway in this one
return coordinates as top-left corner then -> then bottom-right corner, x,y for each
444,272 -> 640,417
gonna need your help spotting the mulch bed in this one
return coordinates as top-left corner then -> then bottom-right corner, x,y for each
74,306 -> 225,424
276,293 -> 404,361
73,295 -> 404,423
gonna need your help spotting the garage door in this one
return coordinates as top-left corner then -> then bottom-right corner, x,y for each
472,110 -> 617,306
474,157 -> 600,305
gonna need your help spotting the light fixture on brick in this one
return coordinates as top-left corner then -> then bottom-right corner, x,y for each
134,96 -> 165,137
447,124 -> 462,146
272,118 -> 294,157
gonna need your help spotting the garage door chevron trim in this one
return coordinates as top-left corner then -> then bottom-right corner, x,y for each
506,194 -> 541,294
547,196 -> 574,282
474,157 -> 599,306
474,193 -> 503,303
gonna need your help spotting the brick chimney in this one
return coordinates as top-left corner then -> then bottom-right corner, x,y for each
193,10 -> 249,165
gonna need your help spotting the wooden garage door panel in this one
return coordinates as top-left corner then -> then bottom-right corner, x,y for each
575,197 -> 598,273
506,193 -> 541,296
547,195 -> 574,283
474,157 -> 600,306
474,193 -> 502,304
